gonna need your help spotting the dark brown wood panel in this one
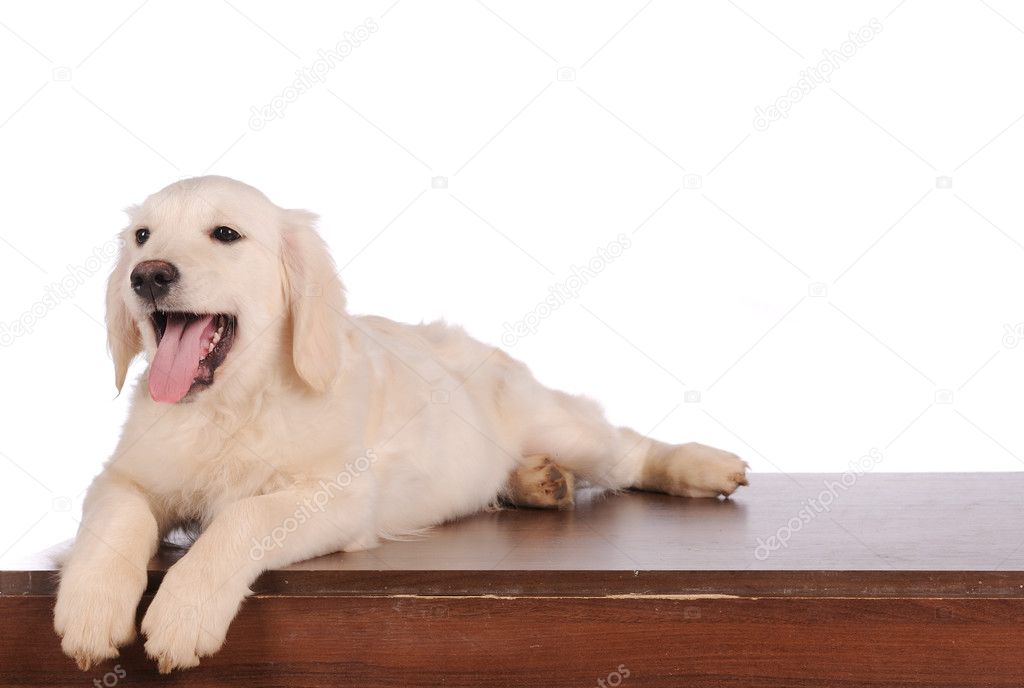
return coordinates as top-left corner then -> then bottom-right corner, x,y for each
3,595 -> 1024,687
4,473 -> 1024,686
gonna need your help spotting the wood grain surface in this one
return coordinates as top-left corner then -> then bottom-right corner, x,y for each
2,473 -> 1022,686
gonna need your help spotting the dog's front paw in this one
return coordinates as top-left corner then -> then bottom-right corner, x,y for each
54,564 -> 145,671
141,567 -> 247,673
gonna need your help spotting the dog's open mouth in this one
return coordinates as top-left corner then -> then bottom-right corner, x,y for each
148,312 -> 236,403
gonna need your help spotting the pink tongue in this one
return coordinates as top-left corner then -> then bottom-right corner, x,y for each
148,315 -> 216,403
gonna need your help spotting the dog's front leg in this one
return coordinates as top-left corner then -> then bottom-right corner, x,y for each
141,476 -> 375,673
54,471 -> 161,670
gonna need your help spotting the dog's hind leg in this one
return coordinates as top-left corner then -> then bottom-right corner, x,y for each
503,374 -> 748,498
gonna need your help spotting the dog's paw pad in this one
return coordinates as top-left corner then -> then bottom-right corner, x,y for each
505,454 -> 576,510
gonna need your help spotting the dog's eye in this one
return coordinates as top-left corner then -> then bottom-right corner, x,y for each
135,228 -> 150,245
211,226 -> 241,243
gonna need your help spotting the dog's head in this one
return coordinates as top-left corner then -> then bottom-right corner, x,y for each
106,176 -> 347,403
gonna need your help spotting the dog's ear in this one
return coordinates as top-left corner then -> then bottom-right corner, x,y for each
106,239 -> 141,392
281,209 -> 347,393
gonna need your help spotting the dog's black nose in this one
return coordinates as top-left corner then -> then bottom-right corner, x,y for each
130,260 -> 179,301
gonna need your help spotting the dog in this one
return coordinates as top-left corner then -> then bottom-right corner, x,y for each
53,176 -> 749,673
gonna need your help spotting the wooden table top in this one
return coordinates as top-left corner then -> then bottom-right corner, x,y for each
5,473 -> 1023,598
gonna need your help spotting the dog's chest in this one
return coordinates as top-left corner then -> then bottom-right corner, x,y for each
124,412 -> 288,519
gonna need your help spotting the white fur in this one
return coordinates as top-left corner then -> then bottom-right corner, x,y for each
54,176 -> 747,673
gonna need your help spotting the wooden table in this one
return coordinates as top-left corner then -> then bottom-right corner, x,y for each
2,473 -> 1023,687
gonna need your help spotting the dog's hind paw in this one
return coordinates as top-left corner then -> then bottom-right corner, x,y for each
504,454 -> 576,510
639,442 -> 749,498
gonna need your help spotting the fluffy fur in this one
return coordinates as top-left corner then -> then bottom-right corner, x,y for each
54,176 -> 748,673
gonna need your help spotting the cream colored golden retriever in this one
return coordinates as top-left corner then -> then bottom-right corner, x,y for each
54,176 -> 748,673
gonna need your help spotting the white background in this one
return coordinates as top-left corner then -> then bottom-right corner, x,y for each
2,0 -> 1024,562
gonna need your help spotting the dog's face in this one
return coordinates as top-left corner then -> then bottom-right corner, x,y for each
106,176 -> 346,403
